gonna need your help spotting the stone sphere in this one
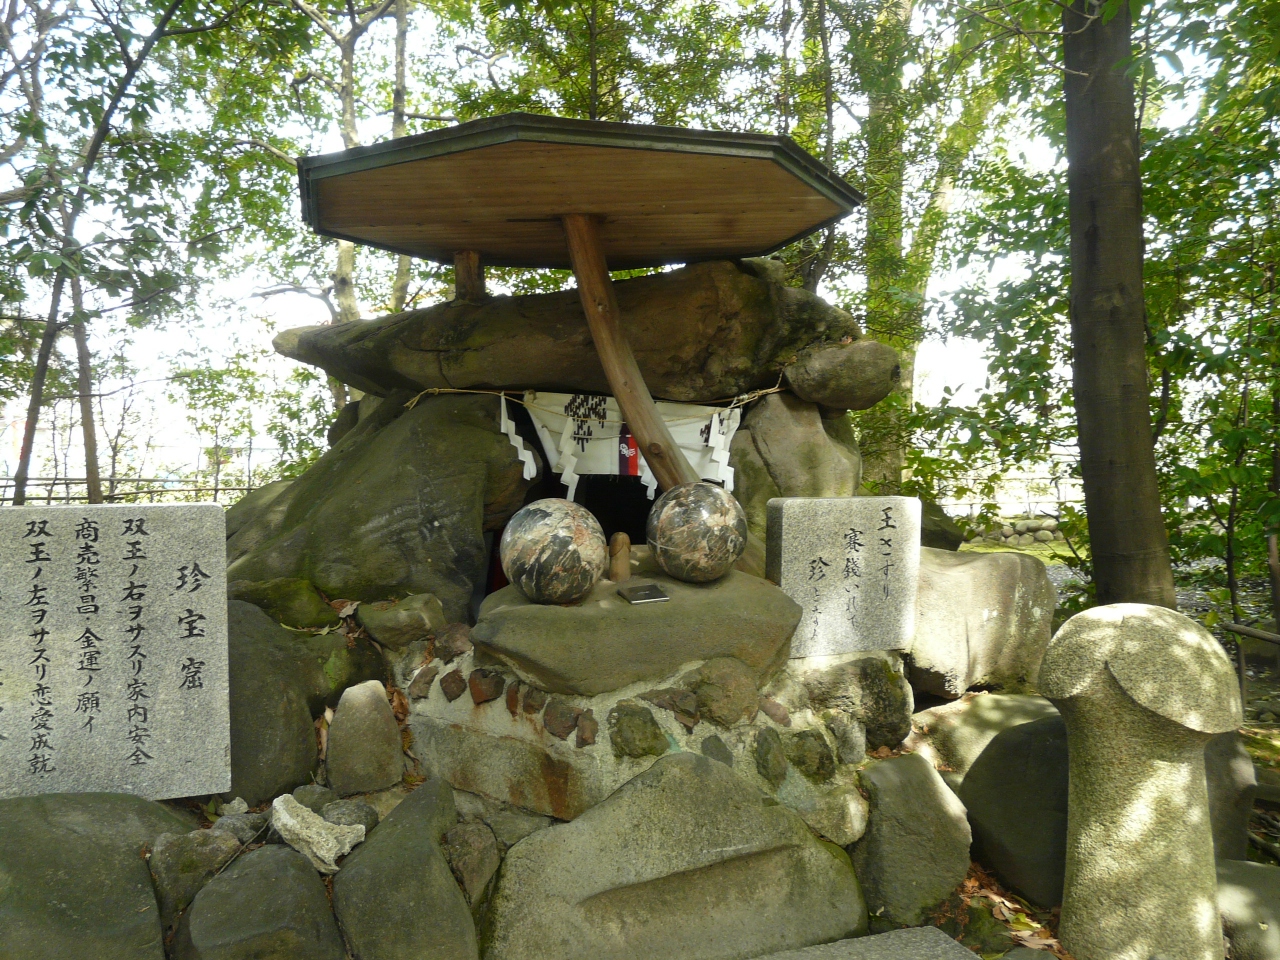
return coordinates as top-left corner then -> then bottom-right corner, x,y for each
500,499 -> 607,604
646,482 -> 748,583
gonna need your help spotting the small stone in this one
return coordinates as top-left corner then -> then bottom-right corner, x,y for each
543,699 -> 581,740
356,593 -> 446,649
506,680 -> 521,716
293,784 -> 338,815
701,735 -> 735,766
322,799 -> 381,836
210,811 -> 269,845
407,663 -> 439,699
608,701 -> 669,759
688,657 -> 759,727
523,687 -> 548,714
785,729 -> 836,783
1034,529 -> 1054,542
433,623 -> 473,663
823,712 -> 868,764
221,797 -> 249,816
442,820 -> 502,905
440,669 -> 468,702
755,727 -> 788,787
799,783 -> 871,847
469,668 -> 506,704
326,680 -> 405,797
1014,520 -> 1031,534
759,697 -> 791,726
576,709 -> 599,747
1001,525 -> 1014,537
271,794 -> 365,874
641,687 -> 700,731
149,829 -> 242,929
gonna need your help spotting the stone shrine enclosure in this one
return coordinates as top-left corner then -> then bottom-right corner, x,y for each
1,245 -> 1274,957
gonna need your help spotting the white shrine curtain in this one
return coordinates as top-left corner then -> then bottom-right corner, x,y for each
511,391 -> 741,500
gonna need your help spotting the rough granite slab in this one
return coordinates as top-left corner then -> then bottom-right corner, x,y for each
753,927 -> 973,959
0,504 -> 229,800
472,555 -> 800,696
766,496 -> 921,657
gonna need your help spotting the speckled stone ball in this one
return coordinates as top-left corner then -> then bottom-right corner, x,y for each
646,482 -> 748,583
500,499 -> 608,605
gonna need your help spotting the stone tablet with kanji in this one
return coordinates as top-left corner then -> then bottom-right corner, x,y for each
765,497 -> 921,658
0,504 -> 228,800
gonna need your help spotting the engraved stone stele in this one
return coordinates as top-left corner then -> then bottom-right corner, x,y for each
499,499 -> 607,605
1039,603 -> 1242,960
765,497 -> 921,658
0,504 -> 229,800
646,481 -> 748,583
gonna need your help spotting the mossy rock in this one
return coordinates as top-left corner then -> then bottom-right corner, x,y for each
229,577 -> 340,629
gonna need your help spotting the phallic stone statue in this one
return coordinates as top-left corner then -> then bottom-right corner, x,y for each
1039,603 -> 1242,960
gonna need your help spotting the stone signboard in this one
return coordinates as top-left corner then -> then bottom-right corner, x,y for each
765,497 -> 921,658
0,504 -> 229,800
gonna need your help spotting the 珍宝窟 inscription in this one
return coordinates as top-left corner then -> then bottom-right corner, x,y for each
765,497 -> 921,657
0,504 -> 229,800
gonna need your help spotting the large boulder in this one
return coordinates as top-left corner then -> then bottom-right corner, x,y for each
227,393 -> 537,621
959,716 -> 1067,909
906,693 -> 1058,791
226,601 -> 319,806
1218,859 -> 1280,960
1206,731 -> 1258,862
274,260 -> 868,403
174,845 -> 346,960
919,501 -> 965,551
729,394 -> 861,539
0,793 -> 195,960
472,557 -> 800,696
908,548 -> 1056,698
783,340 -> 901,412
850,753 -> 972,926
959,715 -> 1256,909
481,753 -> 866,960
754,926 -> 977,959
227,577 -> 340,629
332,777 -> 477,960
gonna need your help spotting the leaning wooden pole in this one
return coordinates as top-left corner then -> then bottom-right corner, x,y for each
562,213 -> 700,492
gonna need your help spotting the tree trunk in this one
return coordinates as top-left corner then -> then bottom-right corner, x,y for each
1063,0 -> 1176,607
70,274 -> 103,503
11,271 -> 66,505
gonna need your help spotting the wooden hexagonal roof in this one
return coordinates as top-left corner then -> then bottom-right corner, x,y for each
297,113 -> 863,270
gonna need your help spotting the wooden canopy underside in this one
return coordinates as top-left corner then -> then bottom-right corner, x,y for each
299,114 -> 861,270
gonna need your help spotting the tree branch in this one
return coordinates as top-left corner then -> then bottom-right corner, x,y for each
231,138 -> 298,168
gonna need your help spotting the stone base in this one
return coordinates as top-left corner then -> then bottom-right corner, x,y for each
398,646 -> 871,843
753,927 -> 974,959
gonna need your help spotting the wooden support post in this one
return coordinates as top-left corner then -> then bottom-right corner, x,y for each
454,250 -> 485,301
561,213 -> 699,492
609,532 -> 631,583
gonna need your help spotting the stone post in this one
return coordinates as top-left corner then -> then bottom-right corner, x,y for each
1039,603 -> 1242,960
